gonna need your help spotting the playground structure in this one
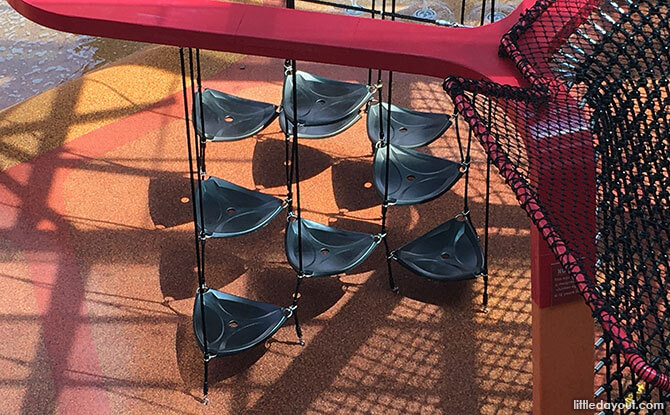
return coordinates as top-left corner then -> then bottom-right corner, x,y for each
6,0 -> 670,413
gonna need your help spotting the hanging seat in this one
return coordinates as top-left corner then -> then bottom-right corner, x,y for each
279,110 -> 361,139
285,218 -> 380,277
367,103 -> 453,148
193,89 -> 278,141
193,289 -> 288,356
195,176 -> 284,238
280,71 -> 372,136
373,144 -> 463,205
394,217 -> 484,281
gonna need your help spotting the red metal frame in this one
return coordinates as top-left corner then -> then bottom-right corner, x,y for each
8,0 -> 533,84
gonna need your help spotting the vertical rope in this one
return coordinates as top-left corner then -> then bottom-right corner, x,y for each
481,0 -> 496,312
479,0 -> 487,25
291,60 -> 303,286
283,62 -> 294,214
381,70 -> 396,292
483,153 -> 491,311
453,112 -> 470,216
374,0 -> 397,293
285,53 -> 305,344
490,0 -> 496,25
189,49 -> 208,292
365,0 -> 377,106
195,49 -> 208,175
283,0 -> 304,345
179,47 -> 209,404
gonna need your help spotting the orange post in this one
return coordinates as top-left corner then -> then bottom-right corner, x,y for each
531,228 -> 594,415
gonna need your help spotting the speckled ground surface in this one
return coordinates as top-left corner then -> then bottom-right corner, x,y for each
0,46 -> 532,414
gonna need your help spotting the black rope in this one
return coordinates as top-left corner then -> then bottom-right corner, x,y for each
381,71 -> 397,292
372,0 -> 397,293
480,0 -> 496,313
479,0 -> 487,26
291,276 -> 303,344
365,0 -> 376,110
490,0 -> 496,25
283,0 -> 305,347
453,112 -> 471,217
482,153 -> 491,311
189,49 -> 208,292
283,62 -> 295,213
288,58 -> 305,344
195,49 -> 208,176
179,47 -> 209,404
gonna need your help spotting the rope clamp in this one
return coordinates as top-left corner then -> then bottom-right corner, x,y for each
374,232 -> 387,243
368,82 -> 383,94
282,197 -> 292,208
388,250 -> 398,260
284,305 -> 297,318
374,140 -> 385,149
197,284 -> 209,294
459,160 -> 470,173
287,212 -> 297,222
203,353 -> 213,362
455,210 -> 470,220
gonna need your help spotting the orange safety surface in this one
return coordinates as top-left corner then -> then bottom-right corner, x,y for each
0,46 -> 533,414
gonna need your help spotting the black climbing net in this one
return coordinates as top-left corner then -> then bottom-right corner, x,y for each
444,0 -> 669,411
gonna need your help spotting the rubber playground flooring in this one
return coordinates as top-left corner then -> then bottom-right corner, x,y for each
0,46 -> 532,414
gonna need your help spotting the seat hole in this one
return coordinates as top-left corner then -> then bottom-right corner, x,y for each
399,127 -> 408,133
320,248 -> 330,255
441,253 -> 450,260
227,208 -> 236,214
364,181 -> 372,189
406,175 -> 416,181
316,99 -> 326,105
229,321 -> 239,328
224,116 -> 234,123
180,197 -> 190,204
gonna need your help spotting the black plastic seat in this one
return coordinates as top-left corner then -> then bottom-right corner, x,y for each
394,217 -> 484,281
279,110 -> 361,139
193,289 -> 288,356
193,89 -> 277,141
373,145 -> 463,205
281,71 -> 372,126
285,218 -> 380,277
195,176 -> 284,238
367,103 -> 453,148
